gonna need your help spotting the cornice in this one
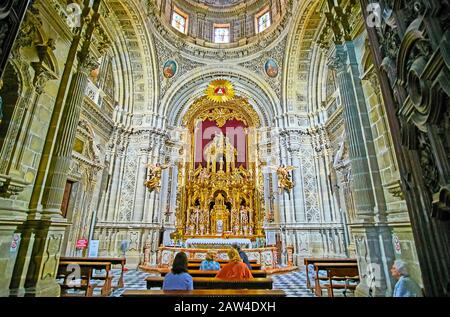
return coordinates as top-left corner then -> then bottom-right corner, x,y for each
175,0 -> 267,15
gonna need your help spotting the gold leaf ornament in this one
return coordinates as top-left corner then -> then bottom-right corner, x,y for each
205,79 -> 235,103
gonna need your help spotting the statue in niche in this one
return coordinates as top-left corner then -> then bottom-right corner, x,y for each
231,208 -> 239,235
198,167 -> 210,183
144,163 -> 169,192
192,205 -> 201,235
204,132 -> 237,173
211,193 -> 229,235
239,205 -> 249,236
199,207 -> 209,236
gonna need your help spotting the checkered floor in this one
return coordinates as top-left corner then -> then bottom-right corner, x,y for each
107,269 -> 318,297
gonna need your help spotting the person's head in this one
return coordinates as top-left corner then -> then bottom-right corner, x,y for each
205,250 -> 216,262
232,243 -> 241,252
172,252 -> 188,274
391,260 -> 409,280
227,248 -> 242,262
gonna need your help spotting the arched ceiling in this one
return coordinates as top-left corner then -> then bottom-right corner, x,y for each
102,0 -> 159,115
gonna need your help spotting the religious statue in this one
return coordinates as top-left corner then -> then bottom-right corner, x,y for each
198,208 -> 209,236
198,167 -> 210,183
204,132 -> 237,173
230,208 -> 239,235
239,205 -> 249,235
269,164 -> 296,191
187,205 -> 201,235
144,163 -> 169,192
210,193 -> 229,235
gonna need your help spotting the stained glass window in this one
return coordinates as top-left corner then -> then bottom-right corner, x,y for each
258,11 -> 271,33
172,11 -> 187,34
214,27 -> 230,43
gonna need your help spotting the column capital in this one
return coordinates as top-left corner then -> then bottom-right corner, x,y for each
77,49 -> 99,75
327,48 -> 348,70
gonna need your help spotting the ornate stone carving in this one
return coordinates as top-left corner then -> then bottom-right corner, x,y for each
183,95 -> 260,128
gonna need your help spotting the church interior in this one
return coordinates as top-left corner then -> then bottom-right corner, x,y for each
0,0 -> 449,298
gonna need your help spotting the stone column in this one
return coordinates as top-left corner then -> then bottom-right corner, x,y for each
40,53 -> 99,215
329,42 -> 394,296
329,45 -> 376,220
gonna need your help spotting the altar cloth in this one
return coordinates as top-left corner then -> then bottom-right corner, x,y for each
185,238 -> 251,248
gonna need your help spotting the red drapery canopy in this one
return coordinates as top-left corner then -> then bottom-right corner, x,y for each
194,119 -> 247,168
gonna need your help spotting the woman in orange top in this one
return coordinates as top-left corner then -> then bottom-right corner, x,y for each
215,248 -> 253,280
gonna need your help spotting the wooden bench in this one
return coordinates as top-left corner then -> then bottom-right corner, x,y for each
160,270 -> 267,278
304,258 -> 357,291
60,256 -> 126,288
188,263 -> 262,270
146,277 -> 273,290
122,289 -> 285,297
313,262 -> 359,297
58,261 -> 112,297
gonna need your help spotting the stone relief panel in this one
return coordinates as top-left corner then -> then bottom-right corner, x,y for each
118,147 -> 138,222
300,145 -> 321,222
41,234 -> 63,280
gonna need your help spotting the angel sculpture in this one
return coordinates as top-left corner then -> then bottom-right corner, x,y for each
144,163 -> 169,192
268,164 -> 296,191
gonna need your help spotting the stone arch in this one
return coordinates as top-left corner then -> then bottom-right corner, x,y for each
161,65 -> 281,128
105,0 -> 159,115
282,0 -> 322,114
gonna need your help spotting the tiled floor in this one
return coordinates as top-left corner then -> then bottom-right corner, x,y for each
107,269 -> 317,297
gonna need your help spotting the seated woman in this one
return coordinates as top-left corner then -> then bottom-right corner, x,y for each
215,248 -> 253,280
162,252 -> 193,290
391,260 -> 423,297
200,251 -> 221,271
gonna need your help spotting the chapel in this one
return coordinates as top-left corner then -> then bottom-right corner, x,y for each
0,0 -> 448,298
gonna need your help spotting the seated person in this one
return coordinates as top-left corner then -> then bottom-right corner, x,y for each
391,260 -> 423,297
215,248 -> 253,280
232,243 -> 252,270
162,252 -> 193,290
200,251 -> 221,271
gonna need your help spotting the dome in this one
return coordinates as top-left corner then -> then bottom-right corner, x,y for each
199,0 -> 246,7
152,0 -> 288,48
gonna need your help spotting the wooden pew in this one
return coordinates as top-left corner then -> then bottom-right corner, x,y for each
188,263 -> 262,270
313,262 -> 359,297
58,261 -> 112,297
146,276 -> 273,290
160,270 -> 267,278
122,289 -> 285,297
303,258 -> 357,291
60,256 -> 126,288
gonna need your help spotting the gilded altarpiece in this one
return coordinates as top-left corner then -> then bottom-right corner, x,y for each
174,95 -> 266,241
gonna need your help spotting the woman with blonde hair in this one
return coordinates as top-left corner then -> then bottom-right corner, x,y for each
215,248 -> 253,280
200,250 -> 221,271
